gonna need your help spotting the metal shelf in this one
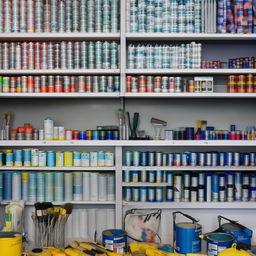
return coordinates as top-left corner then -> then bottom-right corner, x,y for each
0,200 -> 116,206
126,33 -> 256,41
2,92 -> 256,99
0,166 -> 115,171
1,140 -> 256,147
0,140 -> 121,146
0,93 -> 120,98
0,69 -> 120,75
123,202 -> 256,209
126,69 -> 256,75
0,32 -> 120,41
122,166 -> 256,171
124,92 -> 256,98
123,182 -> 168,187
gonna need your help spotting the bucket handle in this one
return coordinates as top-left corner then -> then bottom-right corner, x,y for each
218,215 -> 246,230
172,211 -> 200,250
173,211 -> 199,224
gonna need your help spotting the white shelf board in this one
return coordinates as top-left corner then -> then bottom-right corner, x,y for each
0,32 -> 120,41
0,69 -> 120,75
0,166 -> 115,171
123,202 -> 256,209
123,140 -> 256,146
126,69 -> 256,75
0,200 -> 116,206
122,166 -> 256,171
124,92 -> 256,98
126,33 -> 256,41
0,92 -> 120,98
1,140 -> 256,147
123,182 -> 168,187
0,140 -> 122,146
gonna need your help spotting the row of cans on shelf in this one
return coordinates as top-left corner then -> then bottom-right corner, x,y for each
164,127 -> 256,141
127,43 -> 202,69
0,149 -> 114,167
217,0 -> 256,34
128,0 -> 202,33
0,75 -> 120,93
0,0 -> 119,33
228,57 -> 256,69
123,171 -> 256,202
228,75 -> 256,93
0,41 -> 119,70
9,128 -> 120,141
126,76 -> 214,93
125,151 -> 256,167
0,171 -> 115,202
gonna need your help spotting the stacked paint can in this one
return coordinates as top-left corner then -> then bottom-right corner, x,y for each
228,74 -> 256,93
0,0 -> 119,33
0,171 -> 115,202
217,0 -> 256,34
163,122 -> 256,141
128,0 -> 202,33
0,75 -> 120,93
228,57 -> 256,69
124,151 -> 256,167
0,41 -> 119,70
127,42 -> 202,69
123,171 -> 256,203
1,117 -> 120,141
0,149 -> 114,167
126,76 -> 214,93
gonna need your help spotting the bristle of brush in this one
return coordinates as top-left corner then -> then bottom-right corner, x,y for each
63,203 -> 73,214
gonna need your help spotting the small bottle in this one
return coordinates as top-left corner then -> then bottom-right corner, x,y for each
195,120 -> 202,140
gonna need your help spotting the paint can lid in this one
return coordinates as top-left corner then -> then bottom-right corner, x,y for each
222,223 -> 242,231
0,232 -> 21,238
176,222 -> 201,229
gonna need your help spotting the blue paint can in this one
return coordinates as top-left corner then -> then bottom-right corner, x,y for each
206,232 -> 234,256
102,229 -> 127,254
173,211 -> 201,254
218,216 -> 252,246
3,172 -> 12,200
47,151 -> 56,167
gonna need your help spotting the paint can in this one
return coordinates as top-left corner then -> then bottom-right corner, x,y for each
102,229 -> 127,255
0,232 -> 22,256
205,232 -> 234,256
217,215 -> 252,246
173,211 -> 201,254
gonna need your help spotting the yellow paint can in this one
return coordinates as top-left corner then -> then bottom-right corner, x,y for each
0,232 -> 22,256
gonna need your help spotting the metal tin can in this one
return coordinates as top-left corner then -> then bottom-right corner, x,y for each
148,187 -> 155,202
140,187 -> 147,202
105,152 -> 114,166
81,152 -> 90,167
123,170 -> 130,183
64,151 -> 73,167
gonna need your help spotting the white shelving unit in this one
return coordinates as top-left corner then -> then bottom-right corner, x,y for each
0,32 -> 120,41
122,166 -> 256,171
0,166 -> 116,171
126,33 -> 256,41
122,202 -> 256,209
0,93 -> 120,98
0,201 -> 115,206
1,140 -> 256,147
0,69 -> 120,75
126,69 -> 256,75
1,1 -> 256,245
124,93 -> 256,98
